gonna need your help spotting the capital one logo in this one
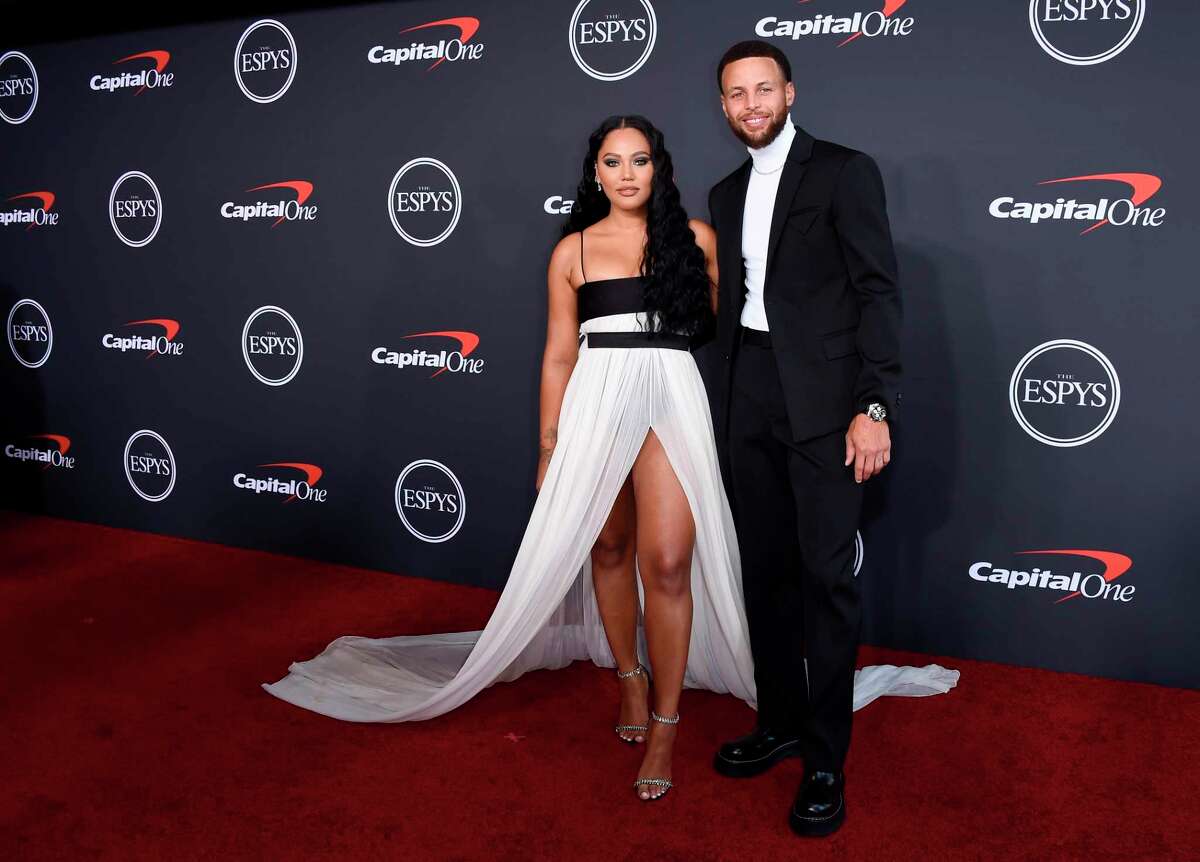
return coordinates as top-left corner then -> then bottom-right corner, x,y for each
989,173 -> 1163,235
101,318 -> 184,358
756,1 -> 914,46
371,330 -> 485,378
5,434 -> 75,470
395,459 -> 465,543
90,50 -> 174,94
221,180 -> 317,227
368,16 -> 485,71
7,299 -> 52,368
970,549 -> 1135,604
109,171 -> 163,247
853,530 -> 864,577
0,51 -> 37,124
2,191 -> 58,230
235,19 -> 297,103
1010,339 -> 1119,447
387,158 -> 462,247
1029,0 -> 1144,65
234,461 -> 327,503
569,0 -> 657,82
124,429 -> 176,502
242,305 -> 303,386
544,194 -> 575,215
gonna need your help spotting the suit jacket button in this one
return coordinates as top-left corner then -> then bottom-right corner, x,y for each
723,353 -> 731,361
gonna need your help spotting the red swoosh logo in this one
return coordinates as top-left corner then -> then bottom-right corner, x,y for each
1016,549 -> 1133,604
30,433 -> 70,469
114,50 -> 170,95
125,318 -> 180,359
1037,173 -> 1162,236
259,462 -> 323,503
7,191 -> 55,232
839,0 -> 908,47
245,180 -> 314,228
404,330 -> 480,378
399,17 -> 481,71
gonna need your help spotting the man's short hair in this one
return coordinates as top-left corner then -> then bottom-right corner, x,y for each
716,40 -> 792,93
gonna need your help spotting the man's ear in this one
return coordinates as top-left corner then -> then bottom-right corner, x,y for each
785,81 -> 795,108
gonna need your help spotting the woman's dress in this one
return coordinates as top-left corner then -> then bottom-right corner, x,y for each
263,277 -> 958,721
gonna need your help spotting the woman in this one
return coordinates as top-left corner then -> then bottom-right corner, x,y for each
263,116 -> 956,802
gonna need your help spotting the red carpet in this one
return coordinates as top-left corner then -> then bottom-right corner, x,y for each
2,511 -> 1197,861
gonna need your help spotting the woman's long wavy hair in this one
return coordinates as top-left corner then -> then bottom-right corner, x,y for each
562,115 -> 712,337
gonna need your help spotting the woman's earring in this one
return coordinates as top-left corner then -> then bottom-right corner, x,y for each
595,176 -> 602,191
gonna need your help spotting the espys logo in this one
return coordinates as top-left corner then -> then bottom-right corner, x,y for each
387,158 -> 462,247
395,459 -> 465,543
235,19 -> 297,103
569,0 -> 657,82
544,194 -> 575,215
5,434 -> 74,470
91,50 -> 174,94
372,330 -> 485,378
124,429 -> 176,502
1009,339 -> 1119,447
234,462 -> 327,503
221,180 -> 317,227
970,549 -> 1135,604
1029,0 -> 1144,65
2,191 -> 58,230
109,171 -> 163,247
369,16 -> 485,70
7,299 -> 52,368
989,172 -> 1163,235
756,1 -> 914,46
101,318 -> 184,359
242,305 -> 303,386
0,50 -> 38,124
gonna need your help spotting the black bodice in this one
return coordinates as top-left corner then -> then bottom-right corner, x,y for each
577,276 -> 645,324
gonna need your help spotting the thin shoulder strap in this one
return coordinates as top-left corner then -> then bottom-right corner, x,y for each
579,229 -> 588,284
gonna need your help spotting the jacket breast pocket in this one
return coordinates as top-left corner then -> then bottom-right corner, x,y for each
785,205 -> 823,235
822,330 -> 858,360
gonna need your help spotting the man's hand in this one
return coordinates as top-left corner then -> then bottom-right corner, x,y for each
844,414 -> 891,483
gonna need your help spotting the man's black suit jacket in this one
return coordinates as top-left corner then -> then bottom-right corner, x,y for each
708,125 -> 902,443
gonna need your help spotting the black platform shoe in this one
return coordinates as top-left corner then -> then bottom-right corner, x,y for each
789,770 -> 845,837
712,727 -> 804,778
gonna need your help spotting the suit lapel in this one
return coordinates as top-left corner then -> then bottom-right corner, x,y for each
722,160 -> 751,322
764,125 -> 815,282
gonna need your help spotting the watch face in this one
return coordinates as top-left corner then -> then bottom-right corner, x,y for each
867,403 -> 886,421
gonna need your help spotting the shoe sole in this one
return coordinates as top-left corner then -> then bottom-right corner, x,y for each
712,739 -> 804,778
788,796 -> 845,838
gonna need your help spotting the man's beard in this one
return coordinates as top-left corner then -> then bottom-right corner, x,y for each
727,109 -> 788,149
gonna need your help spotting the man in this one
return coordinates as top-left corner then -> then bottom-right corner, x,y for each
707,40 -> 901,837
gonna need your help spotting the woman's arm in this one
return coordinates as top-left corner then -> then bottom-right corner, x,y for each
689,218 -> 720,314
537,234 -> 582,489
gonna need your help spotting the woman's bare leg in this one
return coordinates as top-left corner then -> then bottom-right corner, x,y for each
591,476 -> 647,742
630,430 -> 694,798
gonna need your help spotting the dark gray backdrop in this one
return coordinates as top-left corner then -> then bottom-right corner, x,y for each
3,0 -> 1197,688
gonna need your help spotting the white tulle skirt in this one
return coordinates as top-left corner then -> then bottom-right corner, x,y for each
263,313 -> 958,721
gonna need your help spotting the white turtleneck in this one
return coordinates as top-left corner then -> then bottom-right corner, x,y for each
740,115 -> 796,331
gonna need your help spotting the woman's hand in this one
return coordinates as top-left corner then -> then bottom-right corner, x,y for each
536,446 -> 553,491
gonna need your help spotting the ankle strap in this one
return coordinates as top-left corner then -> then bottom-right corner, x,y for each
650,710 -> 680,725
616,663 -> 646,680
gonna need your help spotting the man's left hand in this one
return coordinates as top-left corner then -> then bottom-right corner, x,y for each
844,414 -> 891,484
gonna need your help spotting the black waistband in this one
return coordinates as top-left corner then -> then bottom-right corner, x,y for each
739,326 -> 772,348
585,332 -> 690,351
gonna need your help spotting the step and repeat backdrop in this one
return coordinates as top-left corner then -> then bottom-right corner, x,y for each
3,1 -> 1196,688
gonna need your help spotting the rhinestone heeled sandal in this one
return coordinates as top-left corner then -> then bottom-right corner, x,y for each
633,710 -> 679,801
614,663 -> 649,743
